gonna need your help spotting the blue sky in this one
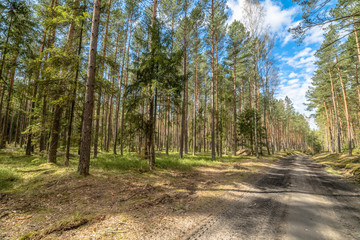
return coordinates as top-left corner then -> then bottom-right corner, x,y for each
227,0 -> 325,128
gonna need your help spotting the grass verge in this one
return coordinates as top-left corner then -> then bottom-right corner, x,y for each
312,153 -> 360,182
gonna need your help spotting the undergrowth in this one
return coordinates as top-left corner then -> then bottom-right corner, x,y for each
0,167 -> 19,190
0,146 -> 288,193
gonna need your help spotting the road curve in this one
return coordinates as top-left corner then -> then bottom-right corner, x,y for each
182,155 -> 360,240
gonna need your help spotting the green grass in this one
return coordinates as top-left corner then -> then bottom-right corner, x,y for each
89,152 -> 247,172
0,167 -> 20,190
0,145 -> 284,193
313,153 -> 360,180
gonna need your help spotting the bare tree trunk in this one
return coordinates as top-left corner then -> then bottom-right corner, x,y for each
211,0 -> 216,160
8,103 -> 15,144
356,64 -> 360,127
323,97 -> 334,153
329,69 -> 341,153
106,31 -> 121,152
335,54 -> 352,156
47,105 -> 63,163
204,69 -> 207,153
94,0 -> 111,158
78,0 -> 101,175
65,17 -> 84,166
0,55 -> 17,148
120,21 -> 133,155
180,0 -> 188,158
113,19 -> 130,155
26,29 -> 48,155
193,26 -> 198,156
233,55 -> 237,156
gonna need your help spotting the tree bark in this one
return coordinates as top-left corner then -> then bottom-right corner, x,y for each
323,97 -> 334,153
180,0 -> 188,158
233,53 -> 237,156
193,25 -> 198,156
0,55 -> 17,148
94,0 -> 111,158
78,0 -> 101,175
211,0 -> 216,160
335,54 -> 352,156
120,20 -> 133,155
329,69 -> 341,153
65,16 -> 84,166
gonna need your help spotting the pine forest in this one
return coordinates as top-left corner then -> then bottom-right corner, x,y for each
1,0 -> 360,239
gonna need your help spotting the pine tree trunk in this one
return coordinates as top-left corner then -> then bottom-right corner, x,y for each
106,32 -> 120,152
211,0 -> 216,160
180,0 -> 188,158
26,29 -> 47,155
335,54 -> 352,156
47,104 -> 62,163
204,70 -> 207,153
65,17 -> 84,166
78,0 -> 101,175
193,27 -> 198,156
215,36 -> 220,156
113,20 -> 130,155
329,69 -> 341,153
8,103 -> 15,144
233,54 -> 237,156
0,55 -> 17,148
323,97 -> 334,153
120,21 -> 133,155
94,0 -> 111,158
355,64 -> 360,127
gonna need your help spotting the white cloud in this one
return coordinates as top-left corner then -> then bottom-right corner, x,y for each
304,25 -> 325,45
263,0 -> 297,32
284,47 -> 317,69
289,72 -> 297,78
277,74 -> 313,116
277,70 -> 317,129
288,79 -> 299,84
227,0 -> 298,33
282,34 -> 293,46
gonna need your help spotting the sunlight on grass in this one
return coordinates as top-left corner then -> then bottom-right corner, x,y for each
313,152 -> 360,180
0,146 -> 288,194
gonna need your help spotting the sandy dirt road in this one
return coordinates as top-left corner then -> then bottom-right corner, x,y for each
182,155 -> 360,240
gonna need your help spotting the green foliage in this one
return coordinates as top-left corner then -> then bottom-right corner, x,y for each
237,108 -> 266,149
306,131 -> 322,154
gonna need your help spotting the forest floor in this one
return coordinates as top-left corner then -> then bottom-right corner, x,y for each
312,152 -> 360,183
2,150 -> 359,240
0,147 -> 286,240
